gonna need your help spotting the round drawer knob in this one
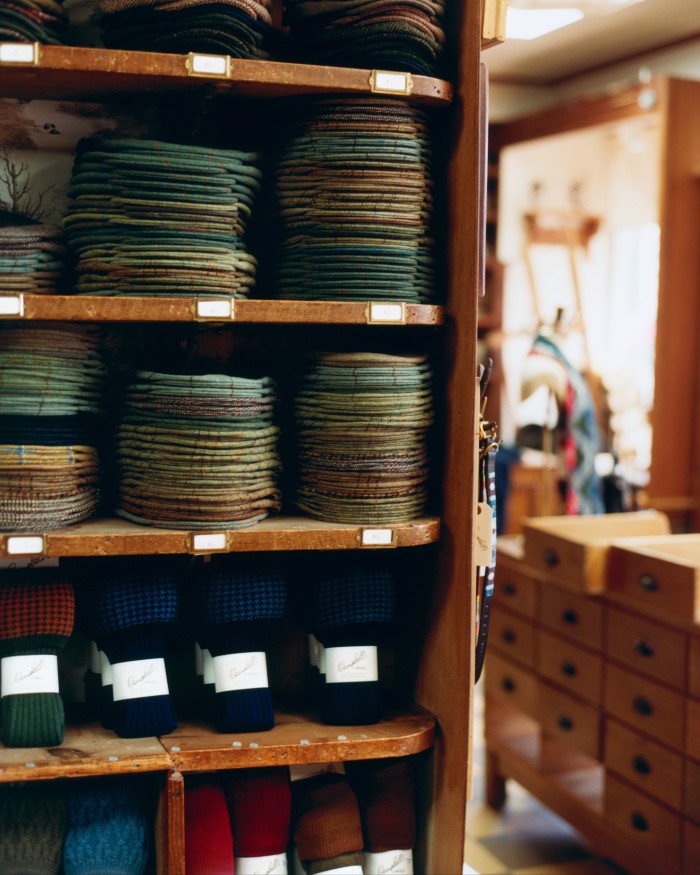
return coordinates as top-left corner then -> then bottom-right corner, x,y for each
502,677 -> 515,693
501,628 -> 516,644
560,660 -> 577,677
562,609 -> 578,625
634,639 -> 655,659
633,755 -> 651,775
543,549 -> 559,567
639,574 -> 658,592
502,580 -> 517,596
557,714 -> 573,731
633,696 -> 654,716
631,811 -> 649,832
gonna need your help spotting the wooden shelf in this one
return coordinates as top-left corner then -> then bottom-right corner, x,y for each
0,723 -> 171,783
481,0 -> 508,51
161,709 -> 436,772
0,294 -> 444,327
0,515 -> 441,558
0,45 -> 452,106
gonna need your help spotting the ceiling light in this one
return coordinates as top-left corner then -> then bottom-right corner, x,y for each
506,7 -> 584,40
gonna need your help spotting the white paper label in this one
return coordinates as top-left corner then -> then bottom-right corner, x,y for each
368,303 -> 405,324
214,651 -> 268,692
316,868 -> 363,874
90,641 -> 101,674
236,855 -> 288,875
365,850 -> 414,874
1,654 -> 58,696
0,556 -> 57,569
289,762 -> 345,782
112,657 -> 169,701
0,295 -> 23,316
308,633 -> 320,668
194,642 -> 204,676
361,527 -> 394,546
100,651 -> 113,686
318,643 -> 326,675
373,71 -> 408,93
6,535 -> 44,555
202,648 -> 215,685
0,43 -> 35,64
191,531 -> 228,551
190,53 -> 228,76
325,646 -> 378,684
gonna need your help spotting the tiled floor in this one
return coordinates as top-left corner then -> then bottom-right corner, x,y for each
463,685 -> 628,875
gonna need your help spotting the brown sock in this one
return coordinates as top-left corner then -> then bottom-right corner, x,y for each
347,758 -> 416,852
292,773 -> 364,864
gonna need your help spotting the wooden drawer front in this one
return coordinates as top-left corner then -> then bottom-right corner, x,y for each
684,817 -> 700,875
684,756 -> 700,823
604,717 -> 683,811
537,629 -> 602,704
604,663 -> 685,751
484,650 -> 537,717
538,585 -> 603,650
489,607 -> 536,668
537,681 -> 601,760
605,605 -> 687,690
604,773 -> 681,873
687,697 -> 700,760
689,636 -> 700,699
494,563 -> 538,617
606,545 -> 699,627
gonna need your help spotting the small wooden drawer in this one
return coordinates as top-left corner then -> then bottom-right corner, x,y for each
494,561 -> 538,618
684,756 -> 700,823
489,606 -> 536,668
522,511 -> 670,593
604,604 -> 687,690
606,534 -> 700,627
604,717 -> 683,811
537,629 -> 603,704
604,773 -> 682,873
484,650 -> 537,717
684,819 -> 700,875
687,698 -> 700,760
604,663 -> 685,751
689,636 -> 700,699
538,584 -> 603,651
537,680 -> 601,760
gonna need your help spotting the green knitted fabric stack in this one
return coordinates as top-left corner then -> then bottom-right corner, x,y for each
0,222 -> 66,296
0,783 -> 65,875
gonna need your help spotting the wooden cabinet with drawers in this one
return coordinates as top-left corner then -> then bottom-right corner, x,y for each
485,520 -> 700,875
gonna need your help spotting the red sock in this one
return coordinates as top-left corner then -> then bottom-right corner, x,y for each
185,783 -> 234,875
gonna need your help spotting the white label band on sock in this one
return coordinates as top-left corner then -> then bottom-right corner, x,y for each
1,654 -> 59,696
325,645 -> 378,684
213,651 -> 268,692
203,648 -> 215,685
100,651 -> 113,686
315,867 -> 363,874
90,641 -> 101,674
318,642 -> 326,676
236,854 -> 288,874
308,633 -> 320,668
112,657 -> 169,701
194,641 -> 204,676
365,850 -> 414,874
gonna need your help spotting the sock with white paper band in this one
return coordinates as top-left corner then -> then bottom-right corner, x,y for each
0,573 -> 74,748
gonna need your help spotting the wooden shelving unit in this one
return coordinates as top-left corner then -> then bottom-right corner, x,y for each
0,0 -> 485,866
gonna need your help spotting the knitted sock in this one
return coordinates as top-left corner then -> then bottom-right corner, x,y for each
225,766 -> 291,868
0,573 -> 74,747
203,558 -> 287,733
63,777 -> 150,875
314,562 -> 396,725
292,773 -> 364,874
346,758 -> 416,873
74,575 -> 114,729
0,782 -> 65,875
185,783 -> 234,875
95,562 -> 179,738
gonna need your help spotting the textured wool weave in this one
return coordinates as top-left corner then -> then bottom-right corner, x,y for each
267,97 -> 437,304
283,0 -> 446,74
292,351 -> 433,524
0,222 -> 67,295
0,0 -> 68,43
225,766 -> 292,858
346,757 -> 416,852
0,783 -> 65,875
185,782 -> 235,875
114,370 -> 282,529
94,560 -> 179,737
63,778 -> 150,875
64,136 -> 262,299
0,573 -> 74,747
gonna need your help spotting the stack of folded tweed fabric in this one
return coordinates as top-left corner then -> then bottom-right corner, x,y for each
269,97 -> 437,304
272,98 -> 436,303
0,783 -> 65,874
0,0 -> 69,43
114,370 -> 282,529
0,219 -> 67,297
64,137 -> 261,299
292,351 -> 432,524
98,0 -> 273,59
0,323 -> 105,532
283,0 -> 446,75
